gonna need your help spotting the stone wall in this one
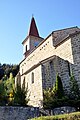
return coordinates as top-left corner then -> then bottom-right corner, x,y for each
22,65 -> 43,108
19,35 -> 72,107
0,106 -> 76,120
53,106 -> 76,115
71,34 -> 80,86
39,106 -> 76,116
41,55 -> 70,91
0,106 -> 39,120
41,57 -> 56,89
19,26 -> 80,107
20,35 -> 54,75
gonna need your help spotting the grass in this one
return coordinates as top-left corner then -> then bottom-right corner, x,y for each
32,112 -> 80,120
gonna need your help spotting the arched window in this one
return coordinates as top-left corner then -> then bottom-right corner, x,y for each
22,69 -> 23,74
32,72 -> 34,84
50,61 -> 53,70
23,77 -> 25,89
27,82 -> 28,89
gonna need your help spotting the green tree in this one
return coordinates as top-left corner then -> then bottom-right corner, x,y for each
3,73 -> 15,105
43,74 -> 64,109
55,74 -> 64,99
69,73 -> 80,100
0,80 -> 7,105
4,73 -> 15,95
0,63 -> 19,80
14,85 -> 29,106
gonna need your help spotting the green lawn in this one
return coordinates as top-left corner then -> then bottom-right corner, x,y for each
32,112 -> 80,120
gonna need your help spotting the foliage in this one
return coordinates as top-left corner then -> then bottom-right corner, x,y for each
0,68 -> 4,80
3,73 -> 30,106
0,69 -> 30,106
32,112 -> 80,120
69,73 -> 80,100
0,63 -> 19,80
4,73 -> 15,95
3,73 -> 15,105
0,80 -> 7,105
43,94 -> 69,109
43,73 -> 80,109
43,74 -> 64,109
14,85 -> 29,106
55,74 -> 64,99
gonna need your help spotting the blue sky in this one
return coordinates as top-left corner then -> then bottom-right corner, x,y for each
0,0 -> 80,64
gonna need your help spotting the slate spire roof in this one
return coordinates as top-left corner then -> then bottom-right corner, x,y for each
28,17 -> 39,37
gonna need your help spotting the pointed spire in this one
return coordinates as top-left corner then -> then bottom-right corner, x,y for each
28,17 -> 39,37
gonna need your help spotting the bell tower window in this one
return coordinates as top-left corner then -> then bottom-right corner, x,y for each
34,41 -> 39,47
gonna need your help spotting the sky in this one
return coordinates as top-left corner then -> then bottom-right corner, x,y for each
0,0 -> 80,64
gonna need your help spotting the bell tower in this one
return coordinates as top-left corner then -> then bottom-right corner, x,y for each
22,17 -> 44,58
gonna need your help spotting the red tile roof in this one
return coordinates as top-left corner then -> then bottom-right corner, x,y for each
28,17 -> 39,37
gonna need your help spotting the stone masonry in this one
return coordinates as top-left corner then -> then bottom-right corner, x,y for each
0,106 -> 39,120
15,17 -> 80,107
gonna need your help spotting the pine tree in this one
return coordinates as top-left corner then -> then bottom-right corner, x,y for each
4,73 -> 15,95
55,74 -> 64,99
14,85 -> 29,106
69,73 -> 80,99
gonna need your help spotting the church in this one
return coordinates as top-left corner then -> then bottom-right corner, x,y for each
15,17 -> 80,107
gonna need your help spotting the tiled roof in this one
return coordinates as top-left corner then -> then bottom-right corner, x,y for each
52,26 -> 80,46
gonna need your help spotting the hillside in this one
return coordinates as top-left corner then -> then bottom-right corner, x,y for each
0,63 -> 19,80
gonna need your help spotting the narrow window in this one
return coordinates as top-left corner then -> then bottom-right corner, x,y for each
22,69 -> 23,74
32,72 -> 34,84
67,61 -> 71,76
23,77 -> 25,89
25,45 -> 27,52
50,61 -> 53,70
27,82 -> 28,89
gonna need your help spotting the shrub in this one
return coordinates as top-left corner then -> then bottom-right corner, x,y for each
43,74 -> 65,109
55,74 -> 64,99
14,85 -> 29,106
69,73 -> 80,100
0,80 -> 7,105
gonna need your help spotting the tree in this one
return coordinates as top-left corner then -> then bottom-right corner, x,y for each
4,73 -> 15,95
69,73 -> 80,100
55,74 -> 64,99
0,80 -> 7,105
14,85 -> 29,106
43,74 -> 64,109
0,63 -> 19,80
3,73 -> 15,105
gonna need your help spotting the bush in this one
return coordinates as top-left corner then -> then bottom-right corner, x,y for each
55,74 -> 64,99
69,73 -> 80,100
14,85 -> 29,106
43,74 -> 64,109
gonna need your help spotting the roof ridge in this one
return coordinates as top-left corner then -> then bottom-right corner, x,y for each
52,26 -> 79,33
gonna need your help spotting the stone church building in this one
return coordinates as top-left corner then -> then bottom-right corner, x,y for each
15,17 -> 80,107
